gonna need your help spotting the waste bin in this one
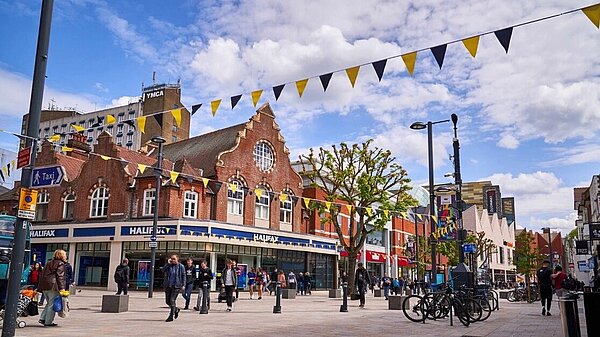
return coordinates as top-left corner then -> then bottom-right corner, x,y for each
583,292 -> 600,337
558,293 -> 581,337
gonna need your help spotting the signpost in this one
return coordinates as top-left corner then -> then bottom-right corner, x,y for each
16,147 -> 32,169
17,188 -> 38,220
31,165 -> 64,188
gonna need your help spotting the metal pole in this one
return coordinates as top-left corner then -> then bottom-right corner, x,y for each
200,281 -> 209,314
414,208 -> 420,285
548,230 -> 553,269
451,114 -> 464,264
148,139 -> 164,298
2,1 -> 53,336
273,281 -> 282,313
428,121 -> 437,286
340,281 -> 348,312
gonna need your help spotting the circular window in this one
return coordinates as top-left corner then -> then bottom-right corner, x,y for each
254,141 -> 274,171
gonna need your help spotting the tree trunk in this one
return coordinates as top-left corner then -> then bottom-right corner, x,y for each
347,252 -> 358,295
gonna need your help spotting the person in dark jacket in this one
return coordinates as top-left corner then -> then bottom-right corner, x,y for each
269,268 -> 278,295
162,254 -> 186,322
536,260 -> 553,316
354,262 -> 371,308
194,259 -> 213,311
182,258 -> 197,309
114,258 -> 130,295
222,259 -> 237,311
37,249 -> 67,327
304,272 -> 312,294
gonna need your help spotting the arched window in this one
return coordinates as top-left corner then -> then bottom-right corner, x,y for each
63,193 -> 76,220
143,188 -> 156,216
253,141 -> 275,171
227,180 -> 244,216
90,187 -> 109,218
255,186 -> 270,220
184,191 -> 198,218
35,191 -> 49,221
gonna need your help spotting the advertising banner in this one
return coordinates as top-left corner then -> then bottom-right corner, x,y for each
575,240 -> 589,255
137,260 -> 150,288
236,264 -> 247,289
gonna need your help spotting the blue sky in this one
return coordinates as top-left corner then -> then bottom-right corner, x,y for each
1,0 -> 600,234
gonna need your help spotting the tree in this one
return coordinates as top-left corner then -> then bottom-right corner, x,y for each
299,140 -> 416,293
515,229 -> 543,301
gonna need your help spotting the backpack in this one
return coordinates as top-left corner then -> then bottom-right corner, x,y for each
114,266 -> 126,283
562,277 -> 576,291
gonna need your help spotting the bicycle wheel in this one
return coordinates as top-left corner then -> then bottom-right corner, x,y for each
453,299 -> 471,327
463,298 -> 483,322
402,295 -> 427,323
476,298 -> 493,322
490,290 -> 499,310
506,290 -> 516,302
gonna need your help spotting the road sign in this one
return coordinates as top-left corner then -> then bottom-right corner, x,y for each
31,165 -> 64,188
150,235 -> 157,242
17,147 -> 32,169
149,241 -> 158,248
17,188 -> 38,220
462,243 -> 476,253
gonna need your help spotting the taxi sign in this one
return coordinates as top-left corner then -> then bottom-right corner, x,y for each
18,188 -> 38,220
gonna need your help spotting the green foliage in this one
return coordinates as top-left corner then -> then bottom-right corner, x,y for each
514,230 -> 543,277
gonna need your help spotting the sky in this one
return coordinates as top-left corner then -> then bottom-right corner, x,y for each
1,0 -> 599,234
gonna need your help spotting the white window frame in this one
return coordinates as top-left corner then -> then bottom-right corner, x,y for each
90,187 -> 109,218
143,188 -> 156,216
63,193 -> 75,219
280,196 -> 292,224
255,188 -> 270,220
227,181 -> 244,215
253,141 -> 274,171
183,191 -> 198,218
35,191 -> 49,221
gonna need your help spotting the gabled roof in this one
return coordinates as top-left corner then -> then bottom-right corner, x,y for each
0,186 -> 18,202
0,186 -> 8,196
55,153 -> 85,182
116,146 -> 157,177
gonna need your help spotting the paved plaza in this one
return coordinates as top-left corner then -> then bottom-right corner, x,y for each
5,289 -> 589,337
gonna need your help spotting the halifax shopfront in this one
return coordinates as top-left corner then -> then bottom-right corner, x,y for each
30,220 -> 338,291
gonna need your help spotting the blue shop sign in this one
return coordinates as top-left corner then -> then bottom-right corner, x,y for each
211,227 -> 310,245
121,225 -> 177,236
30,228 -> 69,238
73,227 -> 115,237
179,226 -> 209,236
311,240 -> 336,250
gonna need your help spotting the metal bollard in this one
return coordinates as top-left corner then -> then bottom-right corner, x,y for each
273,281 -> 282,314
340,282 -> 348,312
200,281 -> 209,314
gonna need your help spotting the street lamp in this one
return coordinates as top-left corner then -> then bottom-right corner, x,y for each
410,118 -> 450,286
450,113 -> 465,264
542,227 -> 553,268
148,136 -> 166,298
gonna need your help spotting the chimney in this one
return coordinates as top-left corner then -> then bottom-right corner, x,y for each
67,133 -> 91,160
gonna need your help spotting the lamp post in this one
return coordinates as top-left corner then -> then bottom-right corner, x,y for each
410,118 -> 450,286
148,136 -> 165,298
450,114 -> 465,264
543,227 -> 553,268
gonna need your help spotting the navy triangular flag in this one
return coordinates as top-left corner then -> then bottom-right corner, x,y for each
153,113 -> 163,127
372,59 -> 387,82
273,84 -> 285,101
231,94 -> 242,109
319,73 -> 333,92
191,104 -> 202,116
124,120 -> 136,130
0,169 -> 4,182
494,27 -> 513,53
6,162 -> 10,176
430,44 -> 447,69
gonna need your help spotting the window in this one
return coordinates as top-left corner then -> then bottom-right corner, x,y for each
126,134 -> 133,143
117,124 -> 123,134
499,247 -> 505,264
116,134 -> 123,145
118,113 -> 124,122
280,195 -> 292,224
90,187 -> 109,218
255,187 -> 270,220
35,191 -> 49,221
173,125 -> 178,132
63,193 -> 75,219
184,191 -> 198,218
88,119 -> 94,128
227,181 -> 244,215
61,125 -> 66,133
126,144 -> 132,150
172,136 -> 177,142
143,188 -> 156,216
253,141 -> 274,171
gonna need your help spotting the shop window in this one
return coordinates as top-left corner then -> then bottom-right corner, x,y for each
35,191 -> 49,221
63,193 -> 75,220
90,187 -> 109,218
227,180 -> 244,215
280,195 -> 292,224
143,188 -> 156,216
183,191 -> 198,218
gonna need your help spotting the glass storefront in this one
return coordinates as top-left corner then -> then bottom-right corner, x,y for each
76,242 -> 110,287
31,243 -> 70,266
308,253 -> 335,289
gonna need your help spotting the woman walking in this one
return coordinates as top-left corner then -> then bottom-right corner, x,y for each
255,268 -> 264,300
37,249 -> 67,327
247,267 -> 257,299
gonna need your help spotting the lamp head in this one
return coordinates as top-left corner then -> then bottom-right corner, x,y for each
451,113 -> 458,126
410,122 -> 427,130
151,136 -> 166,144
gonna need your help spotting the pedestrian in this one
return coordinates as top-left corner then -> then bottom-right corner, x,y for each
370,274 -> 378,294
304,272 -> 313,294
182,258 -> 196,309
37,249 -> 67,327
29,262 -> 44,304
536,260 -> 553,316
194,259 -> 212,311
162,254 -> 185,322
381,272 -> 392,299
262,269 -> 269,295
392,277 -> 401,295
222,259 -> 237,312
232,260 -> 240,300
297,272 -> 305,295
114,258 -> 130,295
354,262 -> 371,308
278,270 -> 287,288
269,268 -> 278,295
247,267 -> 256,299
551,265 -> 568,298
65,259 -> 74,294
255,268 -> 263,300
288,271 -> 296,290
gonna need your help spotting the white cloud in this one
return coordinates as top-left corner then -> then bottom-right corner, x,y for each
497,134 -> 519,149
95,82 -> 109,93
543,142 -> 600,167
483,171 -> 562,195
527,213 -> 578,235
110,96 -> 140,107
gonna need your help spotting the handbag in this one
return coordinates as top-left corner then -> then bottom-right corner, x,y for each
27,301 -> 39,316
52,295 -> 63,312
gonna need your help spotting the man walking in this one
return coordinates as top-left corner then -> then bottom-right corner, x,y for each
222,259 -> 237,312
354,262 -> 371,308
114,258 -> 130,295
536,260 -> 553,316
182,258 -> 196,310
194,260 -> 213,311
163,254 -> 185,322
381,272 -> 392,300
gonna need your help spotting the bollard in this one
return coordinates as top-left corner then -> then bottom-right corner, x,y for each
340,282 -> 348,312
200,281 -> 209,314
273,281 -> 282,314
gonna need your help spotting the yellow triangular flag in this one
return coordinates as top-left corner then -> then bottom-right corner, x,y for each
417,214 -> 423,221
325,201 -> 331,211
10,160 -> 15,170
583,4 -> 600,28
401,52 -> 417,76
190,231 -> 194,235
251,90 -> 263,107
211,99 -> 221,116
229,183 -> 237,193
170,171 -> 179,184
71,124 -> 85,133
165,228 -> 171,233
383,209 -> 389,217
61,146 -> 73,152
137,164 -> 147,174
401,212 -> 407,219
302,197 -> 311,208
462,36 -> 480,58
295,79 -> 309,98
202,178 -> 209,188
365,207 -> 373,217
106,114 -> 116,125
171,108 -> 182,127
345,204 -> 353,214
255,188 -> 263,199
345,66 -> 360,88
137,116 -> 146,134
49,134 -> 60,142
100,155 -> 110,161
431,215 -> 438,224
2,166 -> 7,176
280,194 -> 288,202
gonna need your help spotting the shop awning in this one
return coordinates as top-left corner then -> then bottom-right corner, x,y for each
340,250 -> 362,259
366,250 -> 386,263
398,256 -> 411,267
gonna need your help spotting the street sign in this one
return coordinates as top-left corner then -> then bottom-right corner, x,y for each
150,235 -> 157,242
31,165 -> 64,188
576,240 -> 589,255
148,241 -> 158,248
462,243 -> 476,253
17,188 -> 38,220
17,147 -> 32,169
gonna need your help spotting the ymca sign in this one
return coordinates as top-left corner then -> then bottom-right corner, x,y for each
144,90 -> 164,100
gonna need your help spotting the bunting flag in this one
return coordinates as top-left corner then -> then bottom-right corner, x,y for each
372,59 -> 387,82
255,188 -> 263,199
231,95 -> 242,109
494,27 -> 513,53
106,114 -> 116,125
171,108 -> 182,127
191,104 -> 202,116
417,214 -> 423,221
401,52 -> 417,76
583,4 -> 600,28
202,177 -> 209,188
383,209 -> 389,217
71,124 -> 85,133
61,146 -> 73,152
100,155 -> 111,161
280,193 -> 288,202
137,164 -> 147,174
302,197 -> 310,208
400,212 -> 407,219
170,171 -> 179,184
431,215 -> 438,224
345,66 -> 360,88
1,166 -> 7,177
48,134 -> 60,142
319,73 -> 333,92
229,183 -> 238,193
430,44 -> 447,69
462,36 -> 480,58
211,99 -> 221,116
0,169 -> 4,182
124,120 -> 136,130
251,90 -> 263,107
137,116 -> 146,134
324,201 -> 331,211
365,207 -> 373,217
273,84 -> 285,101
345,204 -> 352,214
295,79 -> 309,98
153,113 -> 163,127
